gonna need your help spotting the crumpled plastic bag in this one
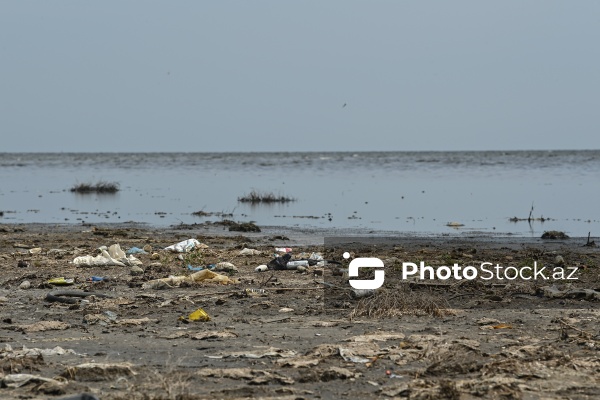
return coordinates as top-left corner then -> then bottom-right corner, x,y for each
142,269 -> 237,289
73,244 -> 142,267
164,238 -> 202,253
239,248 -> 261,256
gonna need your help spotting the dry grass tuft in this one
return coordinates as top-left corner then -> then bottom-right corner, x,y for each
350,285 -> 451,319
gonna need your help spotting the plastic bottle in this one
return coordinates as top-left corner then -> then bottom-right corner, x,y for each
285,260 -> 309,269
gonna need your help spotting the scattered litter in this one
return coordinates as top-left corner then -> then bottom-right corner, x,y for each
45,290 -> 111,304
267,253 -> 292,270
209,346 -> 297,359
275,247 -> 292,253
309,342 -> 381,363
279,307 -> 294,313
239,248 -> 261,256
1,345 -> 77,358
245,288 -> 266,296
74,244 -> 142,267
142,269 -> 237,289
386,370 -> 403,379
164,238 -> 204,253
103,310 -> 118,321
255,265 -> 268,272
190,330 -> 238,340
2,373 -> 66,388
181,308 -> 210,322
48,277 -> 75,285
215,262 -> 238,272
286,260 -> 309,268
28,247 -> 42,255
339,349 -> 371,363
86,276 -> 108,282
126,247 -> 147,255
539,285 -> 600,300
16,321 -> 71,333
347,332 -> 406,342
187,264 -> 214,272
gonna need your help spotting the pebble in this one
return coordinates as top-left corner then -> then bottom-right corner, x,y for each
19,281 -> 31,290
555,255 -> 565,266
143,244 -> 153,252
130,266 -> 145,276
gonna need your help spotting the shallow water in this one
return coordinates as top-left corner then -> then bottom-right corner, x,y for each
0,151 -> 598,237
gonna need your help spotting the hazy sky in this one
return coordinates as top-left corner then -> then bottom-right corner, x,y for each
2,1 -> 599,152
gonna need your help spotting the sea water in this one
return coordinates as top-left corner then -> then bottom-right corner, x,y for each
0,151 -> 598,237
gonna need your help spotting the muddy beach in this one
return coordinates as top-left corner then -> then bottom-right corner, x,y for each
0,223 -> 599,400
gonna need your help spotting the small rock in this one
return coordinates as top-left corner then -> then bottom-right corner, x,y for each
151,253 -> 160,260
143,244 -> 153,252
130,266 -> 145,276
17,260 -> 30,268
28,247 -> 42,255
555,255 -> 565,266
279,307 -> 294,313
19,281 -> 31,290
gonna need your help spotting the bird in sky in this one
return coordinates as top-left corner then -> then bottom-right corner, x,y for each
342,103 -> 347,108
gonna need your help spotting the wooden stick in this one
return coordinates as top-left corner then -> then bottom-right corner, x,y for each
558,318 -> 594,338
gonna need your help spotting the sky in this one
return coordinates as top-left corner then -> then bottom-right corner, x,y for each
1,1 -> 599,152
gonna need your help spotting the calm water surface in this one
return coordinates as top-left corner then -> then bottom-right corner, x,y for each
0,151 -> 598,237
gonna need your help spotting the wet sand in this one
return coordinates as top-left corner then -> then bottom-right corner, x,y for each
0,223 -> 599,399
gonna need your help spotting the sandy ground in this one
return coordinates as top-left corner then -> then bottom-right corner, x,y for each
0,223 -> 599,400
